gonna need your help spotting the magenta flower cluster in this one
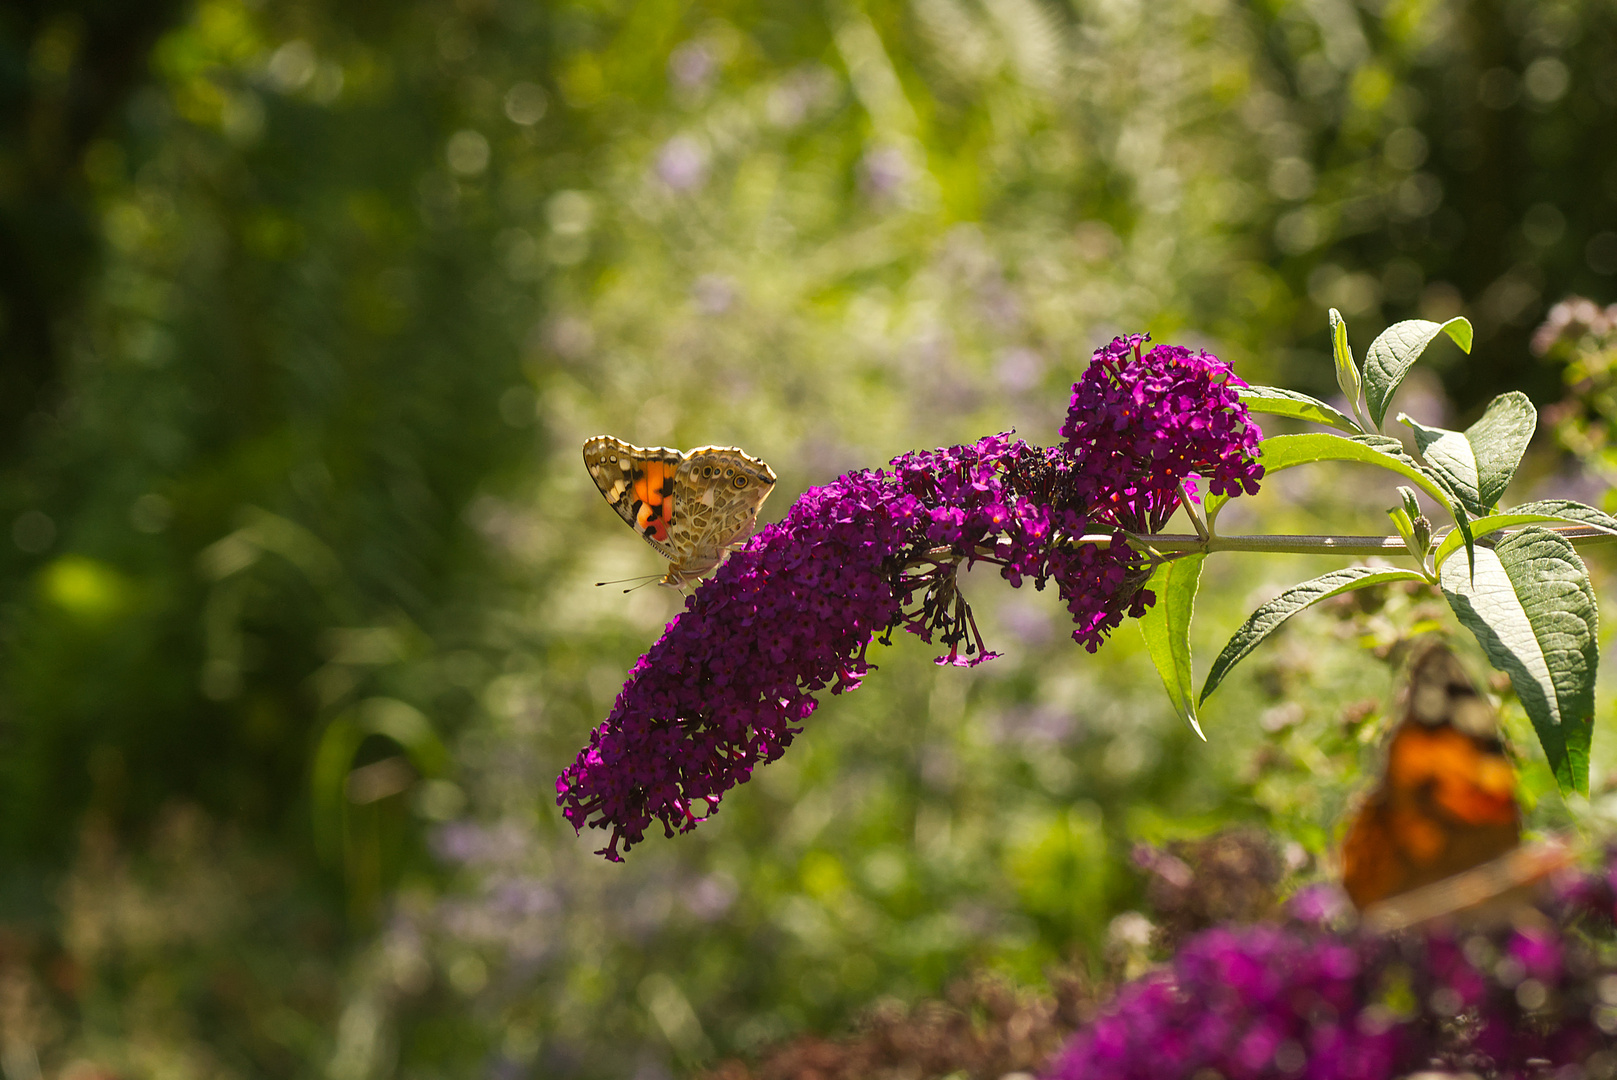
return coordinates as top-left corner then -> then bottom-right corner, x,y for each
1062,334 -> 1264,532
1047,857 -> 1617,1080
558,335 -> 1263,859
1054,924 -> 1406,1080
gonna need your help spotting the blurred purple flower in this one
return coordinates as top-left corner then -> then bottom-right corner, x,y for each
1047,849 -> 1617,1080
1532,294 -> 1617,355
765,65 -> 839,129
486,876 -> 557,917
559,337 -> 1264,859
692,273 -> 736,315
667,40 -> 715,92
683,872 -> 739,921
1285,882 -> 1351,928
860,144 -> 910,200
1050,924 -> 1406,1080
997,346 -> 1046,393
655,134 -> 708,192
429,820 -> 530,866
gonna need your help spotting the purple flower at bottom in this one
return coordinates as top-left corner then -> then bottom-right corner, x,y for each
1047,924 -> 1406,1080
1047,850 -> 1617,1080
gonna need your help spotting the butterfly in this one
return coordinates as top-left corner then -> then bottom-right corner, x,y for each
582,436 -> 777,590
1340,641 -> 1572,930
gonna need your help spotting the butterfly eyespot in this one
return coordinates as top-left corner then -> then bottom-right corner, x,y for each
733,475 -> 748,488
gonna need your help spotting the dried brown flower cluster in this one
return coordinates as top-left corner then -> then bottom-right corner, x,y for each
703,970 -> 1097,1080
1132,827 -> 1286,951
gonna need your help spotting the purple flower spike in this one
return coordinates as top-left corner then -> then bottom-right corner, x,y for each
556,436 -> 1057,859
560,337 -> 1265,859
556,469 -> 910,860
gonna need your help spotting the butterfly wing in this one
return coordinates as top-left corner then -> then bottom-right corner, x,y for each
1342,643 -> 1521,911
661,446 -> 777,587
582,436 -> 685,562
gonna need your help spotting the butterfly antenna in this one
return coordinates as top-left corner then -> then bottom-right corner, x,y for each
594,573 -> 662,593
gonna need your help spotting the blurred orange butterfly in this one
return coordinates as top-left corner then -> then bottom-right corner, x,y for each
1340,642 -> 1571,930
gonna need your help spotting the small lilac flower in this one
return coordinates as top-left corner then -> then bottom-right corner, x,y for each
996,346 -> 1045,393
655,134 -> 708,191
691,273 -> 736,315
860,144 -> 910,200
1286,882 -> 1352,928
667,40 -> 715,92
1506,924 -> 1562,983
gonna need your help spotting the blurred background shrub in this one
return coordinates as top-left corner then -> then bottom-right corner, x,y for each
0,0 -> 1614,1076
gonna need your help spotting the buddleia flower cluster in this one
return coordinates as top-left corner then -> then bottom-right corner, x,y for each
1047,851 -> 1617,1080
557,335 -> 1264,859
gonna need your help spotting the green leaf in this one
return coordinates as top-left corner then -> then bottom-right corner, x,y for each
1439,527 -> 1598,795
1508,499 -> 1617,532
1239,386 -> 1361,434
1428,499 -> 1617,570
310,697 -> 449,863
1200,566 -> 1428,705
1400,414 -> 1482,515
1256,432 -> 1459,515
1208,427 -> 1426,527
1399,486 -> 1422,523
1138,555 -> 1207,738
1399,391 -> 1536,517
1257,432 -> 1475,574
1468,392 -> 1537,509
1363,317 -> 1473,429
1328,308 -> 1363,425
1386,486 -> 1430,569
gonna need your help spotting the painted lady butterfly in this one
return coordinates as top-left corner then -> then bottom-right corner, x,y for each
1341,641 -> 1573,930
582,436 -> 777,590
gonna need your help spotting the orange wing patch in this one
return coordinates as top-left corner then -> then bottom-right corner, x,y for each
632,460 -> 676,543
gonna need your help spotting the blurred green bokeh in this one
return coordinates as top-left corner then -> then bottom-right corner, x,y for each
1,0 -> 1615,1076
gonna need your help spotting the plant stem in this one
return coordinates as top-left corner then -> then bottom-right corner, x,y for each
1073,524 -> 1617,557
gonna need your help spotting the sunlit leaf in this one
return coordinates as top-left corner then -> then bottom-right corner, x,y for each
1439,528 -> 1597,795
1363,317 -> 1473,429
1400,416 -> 1480,515
1328,308 -> 1363,427
1400,392 -> 1535,517
1429,500 -> 1617,570
1238,386 -> 1360,434
1138,555 -> 1206,739
1200,566 -> 1427,706
1467,392 -> 1537,510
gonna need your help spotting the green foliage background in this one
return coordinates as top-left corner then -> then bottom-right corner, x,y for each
0,0 -> 1615,1076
